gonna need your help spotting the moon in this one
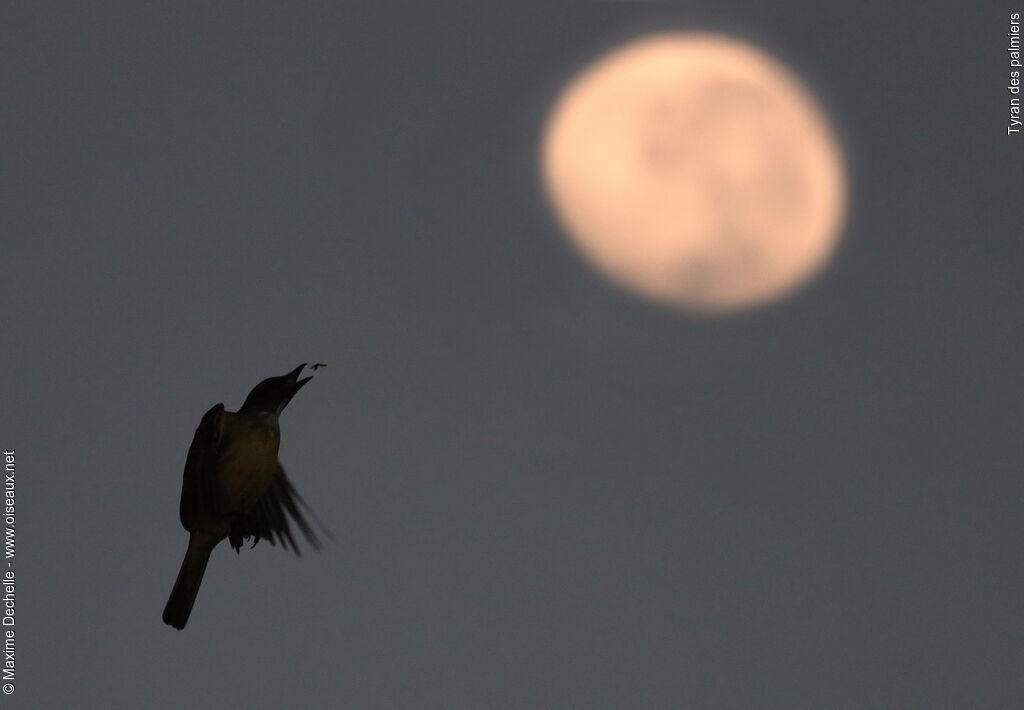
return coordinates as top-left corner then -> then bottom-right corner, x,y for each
540,32 -> 847,312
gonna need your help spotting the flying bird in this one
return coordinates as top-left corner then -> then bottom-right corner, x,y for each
162,363 -> 328,630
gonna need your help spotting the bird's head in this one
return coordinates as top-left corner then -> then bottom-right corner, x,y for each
239,364 -> 313,415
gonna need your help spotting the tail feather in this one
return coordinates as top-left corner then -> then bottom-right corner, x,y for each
162,535 -> 216,630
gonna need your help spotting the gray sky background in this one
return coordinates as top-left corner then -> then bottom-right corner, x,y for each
3,1 -> 1022,708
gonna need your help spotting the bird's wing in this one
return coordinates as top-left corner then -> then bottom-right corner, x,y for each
228,464 -> 329,556
178,403 -> 225,530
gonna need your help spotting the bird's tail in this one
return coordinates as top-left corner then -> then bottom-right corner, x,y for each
162,534 -> 217,630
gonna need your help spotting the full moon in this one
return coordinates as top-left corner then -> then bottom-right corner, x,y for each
541,32 -> 847,312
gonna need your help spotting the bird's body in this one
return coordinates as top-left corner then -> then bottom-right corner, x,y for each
216,411 -> 281,513
162,364 -> 325,630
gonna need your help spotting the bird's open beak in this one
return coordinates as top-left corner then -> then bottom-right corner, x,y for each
286,364 -> 312,400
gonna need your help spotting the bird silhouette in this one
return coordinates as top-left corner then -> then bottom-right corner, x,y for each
162,364 -> 328,629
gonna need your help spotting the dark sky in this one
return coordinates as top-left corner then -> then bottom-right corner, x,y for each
4,1 -> 1022,708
